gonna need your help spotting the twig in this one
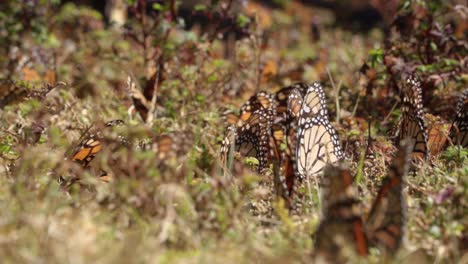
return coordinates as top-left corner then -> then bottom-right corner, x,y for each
382,100 -> 399,125
146,64 -> 161,124
327,68 -> 341,123
169,0 -> 177,21
253,24 -> 263,93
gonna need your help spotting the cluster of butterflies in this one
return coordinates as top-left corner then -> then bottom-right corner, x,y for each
220,76 -> 467,260
37,73 -> 466,260
394,76 -> 467,161
221,82 -> 345,207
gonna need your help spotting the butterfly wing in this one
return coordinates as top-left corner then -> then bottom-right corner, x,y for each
238,108 -> 273,171
71,119 -> 125,168
449,89 -> 468,148
270,123 -> 295,207
221,91 -> 276,172
314,164 -> 368,262
239,91 -> 276,125
221,108 -> 273,172
71,135 -> 102,167
297,82 -> 328,118
365,139 -> 411,254
295,83 -> 344,181
296,116 -> 344,180
274,86 -> 295,116
275,83 -> 308,118
395,76 -> 428,161
268,84 -> 308,207
287,85 -> 307,119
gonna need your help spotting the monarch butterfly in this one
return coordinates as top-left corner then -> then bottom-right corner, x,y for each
273,83 -> 307,120
270,84 -> 308,205
269,123 -> 295,208
71,119 -> 125,168
223,91 -> 276,126
314,164 -> 368,263
365,139 -> 411,254
314,140 -> 411,262
295,83 -> 344,181
58,119 -> 126,188
449,89 -> 468,148
220,92 -> 275,172
237,108 -> 274,171
394,76 -> 428,161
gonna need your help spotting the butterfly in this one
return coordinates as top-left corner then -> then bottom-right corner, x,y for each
71,119 -> 125,168
269,84 -> 308,205
270,123 -> 295,207
58,120 -> 126,189
313,140 -> 411,262
221,92 -> 276,172
449,89 -> 468,148
237,108 -> 274,171
365,140 -> 411,254
394,76 -> 428,161
313,164 -> 368,263
273,83 -> 308,121
223,91 -> 276,126
295,82 -> 344,181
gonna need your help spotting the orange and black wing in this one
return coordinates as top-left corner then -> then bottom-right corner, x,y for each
269,84 -> 309,206
395,76 -> 428,161
71,119 -> 125,168
274,85 -> 295,116
239,91 -> 276,125
314,164 -> 368,262
270,123 -> 295,207
237,108 -> 273,171
295,83 -> 344,181
221,91 -> 276,172
449,89 -> 468,148
221,108 -> 273,172
71,135 -> 102,167
287,86 -> 306,119
274,83 -> 307,118
296,116 -> 344,181
365,139 -> 411,255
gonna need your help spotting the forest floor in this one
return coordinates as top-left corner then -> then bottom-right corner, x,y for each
0,1 -> 466,263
